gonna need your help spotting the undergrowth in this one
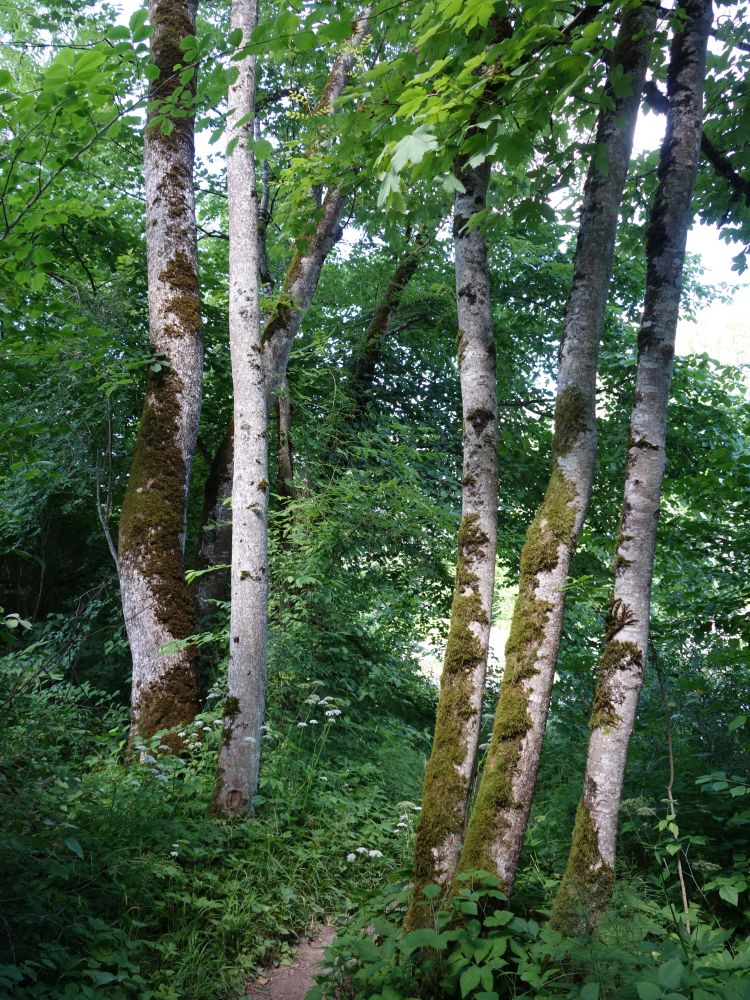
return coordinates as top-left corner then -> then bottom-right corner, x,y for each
0,656 -> 426,998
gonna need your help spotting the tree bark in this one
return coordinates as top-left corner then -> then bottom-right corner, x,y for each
551,0 -> 711,934
457,2 -> 656,895
193,14 -> 369,608
119,0 -> 202,743
406,161 -> 497,928
213,0 -> 263,818
212,11 -> 369,816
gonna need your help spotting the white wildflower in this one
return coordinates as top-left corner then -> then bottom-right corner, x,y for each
346,853 -> 356,862
202,726 -> 211,732
170,851 -> 179,858
143,754 -> 157,764
368,850 -> 383,859
356,847 -> 368,854
129,780 -> 141,788
396,822 -> 408,829
213,719 -> 222,726
178,731 -> 186,738
297,722 -> 307,728
155,774 -> 168,783
309,719 -> 319,725
319,775 -> 328,782
325,709 -> 341,717
158,744 -> 170,751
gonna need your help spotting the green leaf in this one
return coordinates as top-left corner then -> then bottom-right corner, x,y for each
718,884 -> 738,905
728,713 -> 747,732
254,138 -> 274,159
580,984 -> 599,1000
422,884 -> 441,899
636,985 -> 661,1000
144,63 -> 160,81
390,128 -> 438,173
400,928 -> 445,953
129,7 -> 148,33
228,27 -> 243,47
658,959 -> 684,990
64,837 -> 83,859
179,34 -> 198,51
460,965 -> 481,997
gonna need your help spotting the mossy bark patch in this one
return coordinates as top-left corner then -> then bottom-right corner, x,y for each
549,801 -> 614,936
458,463 -> 576,881
160,251 -> 201,337
407,514 -> 489,929
119,369 -> 200,737
552,386 -> 589,458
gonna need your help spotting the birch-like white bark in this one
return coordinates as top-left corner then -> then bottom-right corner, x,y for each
458,3 -> 656,894
552,0 -> 711,932
119,0 -> 202,742
194,14 -> 369,609
213,0 -> 263,816
406,162 -> 497,927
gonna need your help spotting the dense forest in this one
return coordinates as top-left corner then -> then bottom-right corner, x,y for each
1,0 -> 749,997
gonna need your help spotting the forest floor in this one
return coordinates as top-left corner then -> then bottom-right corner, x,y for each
246,925 -> 335,1000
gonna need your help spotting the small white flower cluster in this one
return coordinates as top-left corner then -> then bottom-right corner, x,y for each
169,842 -> 180,858
132,743 -> 177,784
298,694 -> 345,729
346,847 -> 384,862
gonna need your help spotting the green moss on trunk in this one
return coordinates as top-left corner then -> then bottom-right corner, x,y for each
458,463 -> 577,881
549,801 -> 614,936
120,370 -> 200,738
407,514 -> 489,929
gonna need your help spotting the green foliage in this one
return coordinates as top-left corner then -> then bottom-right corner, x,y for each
0,659 -> 426,997
314,868 -> 750,1000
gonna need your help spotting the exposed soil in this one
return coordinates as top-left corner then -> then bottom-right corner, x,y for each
246,925 -> 335,1000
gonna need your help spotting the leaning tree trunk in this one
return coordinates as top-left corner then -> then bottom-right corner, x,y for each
213,0 -> 263,817
551,0 -> 711,934
455,3 -> 656,895
406,161 -> 497,929
119,0 -> 202,743
193,13 -> 369,613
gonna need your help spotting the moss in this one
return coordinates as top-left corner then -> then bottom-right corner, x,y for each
550,801 -> 614,936
553,386 -> 589,458
147,0 -> 196,143
589,637 -> 643,730
120,369 -> 200,738
406,514 -> 489,929
132,661 -> 201,746
160,251 -> 201,336
458,463 -> 578,882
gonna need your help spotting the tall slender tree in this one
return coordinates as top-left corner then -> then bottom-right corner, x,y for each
118,0 -> 202,742
213,0 -> 262,817
213,12 -> 370,815
455,2 -> 656,895
406,159 -> 497,928
551,0 -> 712,934
194,13 -> 370,617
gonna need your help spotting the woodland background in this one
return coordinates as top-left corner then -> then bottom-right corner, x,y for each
0,0 -> 749,997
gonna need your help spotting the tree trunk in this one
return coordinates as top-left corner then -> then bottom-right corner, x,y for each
406,161 -> 497,928
194,423 -> 233,618
212,11 -> 370,816
193,15 -> 369,606
350,232 -> 429,417
456,4 -> 656,895
119,0 -> 202,743
213,0 -> 263,818
551,0 -> 711,934
276,375 -> 296,503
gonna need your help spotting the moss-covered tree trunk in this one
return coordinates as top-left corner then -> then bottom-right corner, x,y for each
456,3 -> 656,894
193,15 -> 369,611
213,0 -> 263,817
406,161 -> 497,929
551,0 -> 711,934
119,0 -> 202,742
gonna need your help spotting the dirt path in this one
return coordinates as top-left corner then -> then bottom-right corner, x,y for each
245,926 -> 335,1000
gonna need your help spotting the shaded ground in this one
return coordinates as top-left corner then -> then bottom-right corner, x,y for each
246,926 -> 335,1000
